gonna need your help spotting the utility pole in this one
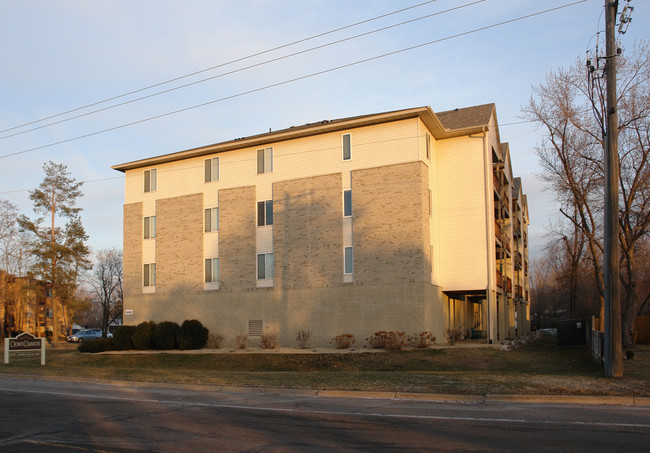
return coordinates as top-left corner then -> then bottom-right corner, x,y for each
603,0 -> 623,378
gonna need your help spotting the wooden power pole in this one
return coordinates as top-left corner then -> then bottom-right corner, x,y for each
603,0 -> 623,377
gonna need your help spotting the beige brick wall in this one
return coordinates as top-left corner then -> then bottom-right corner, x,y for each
156,193 -> 203,294
123,202 -> 143,298
274,173 -> 343,289
352,161 -> 430,285
219,185 -> 256,291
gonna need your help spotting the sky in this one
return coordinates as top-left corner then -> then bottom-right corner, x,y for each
1,0 -> 648,263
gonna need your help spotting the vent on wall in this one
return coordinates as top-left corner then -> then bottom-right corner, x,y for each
248,320 -> 263,337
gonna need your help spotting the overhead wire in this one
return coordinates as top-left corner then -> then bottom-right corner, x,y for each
0,0 -> 442,135
0,0 -> 587,161
0,1 -> 485,141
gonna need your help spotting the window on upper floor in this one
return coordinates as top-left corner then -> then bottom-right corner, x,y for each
204,157 -> 219,182
257,147 -> 273,174
144,215 -> 156,239
143,263 -> 156,287
428,189 -> 433,217
144,169 -> 157,192
205,258 -> 219,283
425,133 -> 431,160
257,253 -> 274,280
205,207 -> 219,232
344,247 -> 353,275
343,190 -> 352,217
257,200 -> 273,226
342,134 -> 351,161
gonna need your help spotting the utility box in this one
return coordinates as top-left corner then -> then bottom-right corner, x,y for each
557,319 -> 586,346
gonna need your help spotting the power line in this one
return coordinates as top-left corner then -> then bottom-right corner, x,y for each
0,1 -> 484,141
0,0 -> 442,135
0,0 -> 587,160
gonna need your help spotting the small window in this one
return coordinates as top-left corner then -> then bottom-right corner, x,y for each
425,133 -> 431,160
205,258 -> 219,283
257,147 -> 273,174
257,200 -> 273,226
257,253 -> 274,280
205,207 -> 219,232
342,134 -> 351,160
344,247 -> 353,274
428,189 -> 433,217
144,169 -> 157,192
144,216 -> 156,239
143,263 -> 156,287
343,190 -> 352,217
204,157 -> 219,182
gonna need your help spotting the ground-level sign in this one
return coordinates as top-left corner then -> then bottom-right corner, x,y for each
4,332 -> 46,366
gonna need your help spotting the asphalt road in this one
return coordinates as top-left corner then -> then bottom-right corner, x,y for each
0,376 -> 649,452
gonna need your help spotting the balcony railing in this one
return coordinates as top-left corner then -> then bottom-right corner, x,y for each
515,285 -> 523,298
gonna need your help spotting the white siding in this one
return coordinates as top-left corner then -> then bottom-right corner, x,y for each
437,136 -> 489,291
123,119 -> 421,206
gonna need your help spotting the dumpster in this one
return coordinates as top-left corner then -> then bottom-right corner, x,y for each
557,318 -> 586,346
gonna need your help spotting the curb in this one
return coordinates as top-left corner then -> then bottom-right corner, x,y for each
1,373 -> 647,406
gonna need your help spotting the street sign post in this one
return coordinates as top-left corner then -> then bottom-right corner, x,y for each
4,332 -> 46,366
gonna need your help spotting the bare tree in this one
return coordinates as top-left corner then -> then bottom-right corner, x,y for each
524,41 -> 650,350
89,249 -> 123,337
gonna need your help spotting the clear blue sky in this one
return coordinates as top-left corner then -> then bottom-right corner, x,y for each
1,0 -> 647,262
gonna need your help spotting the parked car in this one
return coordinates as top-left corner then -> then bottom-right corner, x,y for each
66,330 -> 113,342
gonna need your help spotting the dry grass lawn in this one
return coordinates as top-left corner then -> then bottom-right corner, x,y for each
2,335 -> 648,396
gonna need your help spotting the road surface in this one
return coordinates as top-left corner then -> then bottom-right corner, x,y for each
0,375 -> 648,452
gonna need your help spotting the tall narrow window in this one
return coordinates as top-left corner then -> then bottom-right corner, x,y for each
257,200 -> 273,226
428,189 -> 433,217
257,147 -> 273,174
342,134 -> 351,160
144,169 -> 157,192
205,207 -> 219,232
144,216 -> 156,239
425,133 -> 431,160
257,253 -> 274,280
343,190 -> 352,217
204,157 -> 219,182
344,247 -> 353,274
143,263 -> 156,287
205,258 -> 219,283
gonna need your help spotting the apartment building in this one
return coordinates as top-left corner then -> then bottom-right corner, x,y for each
113,103 -> 530,347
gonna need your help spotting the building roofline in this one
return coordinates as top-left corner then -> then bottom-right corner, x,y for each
112,104 -> 493,172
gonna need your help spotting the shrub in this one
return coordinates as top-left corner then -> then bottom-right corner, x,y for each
78,338 -> 114,353
177,319 -> 209,350
259,329 -> 279,349
112,325 -> 135,350
153,321 -> 180,349
366,331 -> 407,350
207,333 -> 224,349
295,328 -> 312,349
330,333 -> 355,349
132,321 -> 156,350
444,329 -> 463,346
407,331 -> 436,348
234,332 -> 248,349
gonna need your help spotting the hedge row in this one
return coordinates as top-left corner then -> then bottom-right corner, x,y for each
78,319 -> 209,353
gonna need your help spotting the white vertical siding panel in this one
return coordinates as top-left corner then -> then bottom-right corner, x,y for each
203,232 -> 219,258
256,226 -> 273,254
142,239 -> 155,263
437,137 -> 488,291
343,218 -> 353,247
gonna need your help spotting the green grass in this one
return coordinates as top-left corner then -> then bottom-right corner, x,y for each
2,336 -> 649,396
